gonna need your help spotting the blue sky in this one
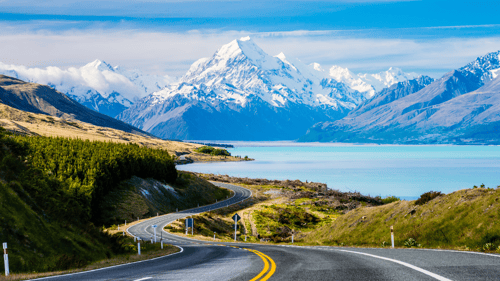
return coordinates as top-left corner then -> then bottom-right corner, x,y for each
0,0 -> 499,77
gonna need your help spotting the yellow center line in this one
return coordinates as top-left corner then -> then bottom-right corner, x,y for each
244,248 -> 276,281
258,251 -> 276,281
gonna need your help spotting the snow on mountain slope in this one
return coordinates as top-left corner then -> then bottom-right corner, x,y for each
300,50 -> 500,144
118,37 -> 366,140
328,65 -> 419,98
0,60 -> 174,117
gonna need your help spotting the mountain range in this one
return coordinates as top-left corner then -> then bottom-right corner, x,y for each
117,37 -> 418,140
0,60 -> 173,118
0,75 -> 149,136
300,51 -> 500,144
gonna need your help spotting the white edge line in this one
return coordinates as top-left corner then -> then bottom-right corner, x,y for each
134,277 -> 153,281
30,246 -> 184,280
337,249 -> 453,281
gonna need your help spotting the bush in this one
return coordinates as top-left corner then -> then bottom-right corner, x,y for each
195,146 -> 231,156
403,238 -> 419,248
415,191 -> 442,205
381,196 -> 400,204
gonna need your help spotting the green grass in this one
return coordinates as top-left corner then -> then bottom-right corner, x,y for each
303,187 -> 500,252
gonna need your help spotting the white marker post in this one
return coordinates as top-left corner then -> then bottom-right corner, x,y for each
152,225 -> 158,243
214,232 -> 216,241
125,220 -> 127,226
118,225 -> 120,231
3,243 -> 9,276
391,226 -> 395,248
161,239 -> 163,249
138,240 -> 141,255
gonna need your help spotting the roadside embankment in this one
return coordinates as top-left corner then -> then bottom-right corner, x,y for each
303,187 -> 500,252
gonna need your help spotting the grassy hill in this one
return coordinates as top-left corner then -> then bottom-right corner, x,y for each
0,128 -> 230,275
302,187 -> 500,251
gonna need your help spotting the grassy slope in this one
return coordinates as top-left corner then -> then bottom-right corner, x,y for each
0,182 -> 120,273
303,188 -> 500,251
0,103 -> 242,163
98,172 -> 232,226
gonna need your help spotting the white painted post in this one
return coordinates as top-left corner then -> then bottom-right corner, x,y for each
151,237 -> 153,244
118,225 -> 120,231
137,217 -> 139,221
185,223 -> 188,235
245,236 -> 247,242
138,240 -> 141,255
3,243 -> 9,276
125,220 -> 127,226
157,212 -> 159,217
234,221 -> 237,241
214,232 -> 216,241
154,226 -> 157,243
391,226 -> 395,248
122,231 -> 125,236
161,240 -> 163,249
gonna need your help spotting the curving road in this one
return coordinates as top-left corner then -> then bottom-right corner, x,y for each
34,182 -> 500,281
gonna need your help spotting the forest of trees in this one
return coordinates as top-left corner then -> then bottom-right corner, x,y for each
1,128 -> 177,225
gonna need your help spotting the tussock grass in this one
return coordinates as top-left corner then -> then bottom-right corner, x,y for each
302,187 -> 500,252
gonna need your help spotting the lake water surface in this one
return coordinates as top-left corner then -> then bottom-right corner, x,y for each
177,142 -> 500,199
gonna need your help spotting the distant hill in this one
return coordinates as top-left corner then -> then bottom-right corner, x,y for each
300,51 -> 500,144
0,75 -> 149,136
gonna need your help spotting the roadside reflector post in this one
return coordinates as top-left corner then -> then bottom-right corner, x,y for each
122,231 -> 125,236
232,213 -> 241,242
151,237 -> 153,244
245,235 -> 247,242
161,240 -> 163,249
152,225 -> 157,243
118,225 -> 120,231
125,220 -> 126,226
157,212 -> 159,217
138,240 -> 141,255
176,208 -> 178,212
3,243 -> 9,276
391,226 -> 395,248
214,232 -> 216,241
137,217 -> 139,221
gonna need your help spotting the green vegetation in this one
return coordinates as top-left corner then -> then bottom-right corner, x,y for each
415,191 -> 442,205
380,196 -> 401,204
194,146 -> 231,156
302,187 -> 500,252
0,127 -> 179,274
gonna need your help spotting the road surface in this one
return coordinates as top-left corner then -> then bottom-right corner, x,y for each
34,182 -> 500,281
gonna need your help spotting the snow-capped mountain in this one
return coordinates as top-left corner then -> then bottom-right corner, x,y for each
300,50 -> 500,144
0,60 -> 174,117
118,37 -> 367,140
327,66 -> 419,98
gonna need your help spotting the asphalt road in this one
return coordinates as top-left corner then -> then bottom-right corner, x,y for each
34,182 -> 500,281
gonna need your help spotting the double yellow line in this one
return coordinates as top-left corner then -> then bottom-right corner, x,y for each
246,248 -> 276,281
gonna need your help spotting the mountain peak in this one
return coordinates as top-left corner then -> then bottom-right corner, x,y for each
84,59 -> 114,72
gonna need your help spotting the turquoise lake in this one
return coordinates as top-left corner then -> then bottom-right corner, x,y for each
177,142 -> 500,199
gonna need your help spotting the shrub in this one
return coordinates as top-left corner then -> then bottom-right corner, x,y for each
403,238 -> 418,247
415,191 -> 442,205
483,243 -> 494,251
381,196 -> 400,204
195,146 -> 231,156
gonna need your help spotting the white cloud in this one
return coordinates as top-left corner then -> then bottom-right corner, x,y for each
0,25 -> 499,79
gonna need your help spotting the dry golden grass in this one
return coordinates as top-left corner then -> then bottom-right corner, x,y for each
0,103 -> 242,163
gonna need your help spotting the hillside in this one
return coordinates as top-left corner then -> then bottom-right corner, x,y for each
303,187 -> 500,251
0,102 -> 241,163
0,75 -> 148,135
0,129 -> 231,275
